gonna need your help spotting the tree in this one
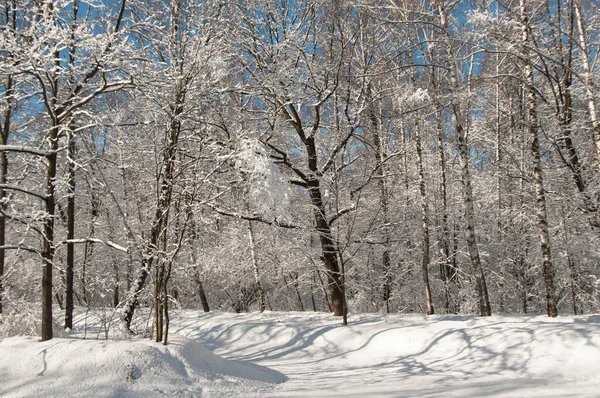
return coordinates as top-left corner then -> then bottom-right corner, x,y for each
0,0 -> 17,315
0,0 -> 131,340
227,0 -> 370,317
120,0 -> 229,341
518,0 -> 558,317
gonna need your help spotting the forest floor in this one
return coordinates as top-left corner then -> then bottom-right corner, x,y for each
1,310 -> 599,397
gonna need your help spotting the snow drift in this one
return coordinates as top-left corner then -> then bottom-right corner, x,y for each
1,311 -> 599,397
0,335 -> 286,397
174,311 -> 600,397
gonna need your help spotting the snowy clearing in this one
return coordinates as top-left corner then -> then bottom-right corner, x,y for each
1,311 -> 599,397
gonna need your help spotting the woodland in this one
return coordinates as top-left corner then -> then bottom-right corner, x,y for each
0,0 -> 599,344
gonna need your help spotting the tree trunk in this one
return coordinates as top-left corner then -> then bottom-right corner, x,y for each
117,163 -> 136,292
311,183 -> 344,316
293,272 -> 304,311
80,186 -> 99,306
316,268 -> 331,312
520,0 -> 558,318
438,1 -> 491,316
65,131 -> 76,329
113,261 -> 120,308
247,220 -> 265,312
42,123 -> 59,341
189,212 -> 210,313
573,0 -> 600,172
415,121 -> 435,315
0,73 -> 13,315
163,262 -> 171,345
569,255 -> 578,315
0,0 -> 18,311
495,59 -> 502,223
310,273 -> 317,312
122,241 -> 153,330
122,91 -> 183,331
197,277 -> 210,312
154,256 -> 165,342
368,84 -> 392,313
435,107 -> 454,313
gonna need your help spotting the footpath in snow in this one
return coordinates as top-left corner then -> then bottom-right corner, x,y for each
1,310 -> 599,397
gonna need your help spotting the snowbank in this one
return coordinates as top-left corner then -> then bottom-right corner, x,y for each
2,311 -> 599,397
173,311 -> 600,397
0,335 -> 286,397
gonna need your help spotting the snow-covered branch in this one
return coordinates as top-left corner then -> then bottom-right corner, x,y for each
0,145 -> 65,157
206,203 -> 302,229
60,238 -> 129,254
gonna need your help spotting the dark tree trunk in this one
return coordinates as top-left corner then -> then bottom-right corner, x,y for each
316,268 -> 332,312
122,92 -> 182,331
0,74 -> 12,315
311,182 -> 344,316
415,121 -> 434,315
197,278 -> 210,313
122,255 -> 153,330
80,187 -> 99,306
65,132 -> 76,329
42,123 -> 59,341
276,99 -> 346,317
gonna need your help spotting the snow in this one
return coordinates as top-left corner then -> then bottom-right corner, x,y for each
0,335 -> 284,397
1,311 -> 600,397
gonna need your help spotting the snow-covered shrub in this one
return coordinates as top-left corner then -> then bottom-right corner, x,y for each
0,299 -> 65,338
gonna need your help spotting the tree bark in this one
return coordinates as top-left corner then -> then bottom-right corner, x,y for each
247,220 -> 265,312
65,131 -> 76,329
80,185 -> 99,306
368,84 -> 392,313
41,122 -> 59,341
122,114 -> 181,330
434,107 -> 454,313
0,73 -> 13,315
415,121 -> 435,315
520,0 -> 558,317
277,101 -> 345,316
313,193 -> 345,316
437,1 -> 491,316
573,0 -> 600,172
197,277 -> 210,313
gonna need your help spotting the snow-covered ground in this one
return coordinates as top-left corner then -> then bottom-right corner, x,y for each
1,310 -> 599,397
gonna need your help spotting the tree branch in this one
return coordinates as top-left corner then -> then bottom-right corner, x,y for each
205,203 -> 302,229
60,238 -> 129,254
0,145 -> 64,157
328,204 -> 357,224
0,184 -> 46,200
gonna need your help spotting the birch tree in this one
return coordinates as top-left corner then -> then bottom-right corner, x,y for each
518,0 -> 558,317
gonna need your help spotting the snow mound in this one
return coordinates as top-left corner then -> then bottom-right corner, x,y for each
0,335 -> 286,397
175,312 -> 600,397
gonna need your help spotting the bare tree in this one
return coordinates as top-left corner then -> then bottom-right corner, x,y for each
519,0 -> 558,317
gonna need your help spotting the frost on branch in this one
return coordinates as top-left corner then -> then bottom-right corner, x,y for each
234,138 -> 291,222
397,87 -> 431,108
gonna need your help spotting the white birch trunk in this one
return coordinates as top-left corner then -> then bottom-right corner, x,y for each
520,0 -> 558,317
573,0 -> 600,172
437,1 -> 491,316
